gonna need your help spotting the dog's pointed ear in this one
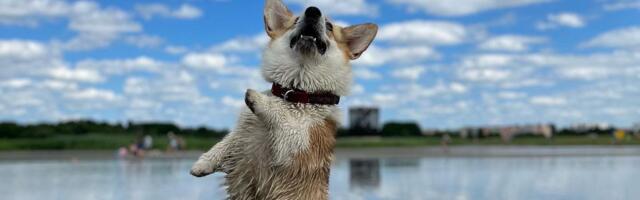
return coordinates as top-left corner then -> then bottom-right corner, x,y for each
264,0 -> 293,38
341,23 -> 378,60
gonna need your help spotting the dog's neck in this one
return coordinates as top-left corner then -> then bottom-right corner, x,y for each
271,83 -> 340,105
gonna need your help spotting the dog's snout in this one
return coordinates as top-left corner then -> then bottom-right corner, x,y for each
304,7 -> 322,21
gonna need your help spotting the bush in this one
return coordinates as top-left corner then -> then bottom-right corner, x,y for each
381,122 -> 421,137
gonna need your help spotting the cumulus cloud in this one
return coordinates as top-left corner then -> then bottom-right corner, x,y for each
530,96 -> 566,106
582,26 -> 640,49
213,33 -> 269,53
165,45 -> 189,55
0,39 -> 48,59
135,4 -> 202,20
478,35 -> 546,52
0,1 -> 143,51
65,88 -> 119,101
391,66 -> 426,81
536,12 -> 585,30
354,68 -> 382,80
603,1 -> 640,11
75,56 -> 165,75
386,0 -> 550,16
124,35 -> 164,48
182,52 -> 229,71
0,0 -> 69,26
455,50 -> 640,85
48,67 -> 104,83
354,45 -> 439,67
0,39 -> 66,78
286,0 -> 378,16
377,20 -> 470,46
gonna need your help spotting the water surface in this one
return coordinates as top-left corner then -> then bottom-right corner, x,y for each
1,148 -> 638,200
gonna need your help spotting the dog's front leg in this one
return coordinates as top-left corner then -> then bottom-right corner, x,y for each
244,89 -> 279,124
190,134 -> 234,177
245,89 -> 309,165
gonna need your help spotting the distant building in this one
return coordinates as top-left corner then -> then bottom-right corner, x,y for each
633,122 -> 640,133
349,107 -> 379,136
459,124 -> 554,142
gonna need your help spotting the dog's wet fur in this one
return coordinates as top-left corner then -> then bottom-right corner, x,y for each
191,0 -> 377,199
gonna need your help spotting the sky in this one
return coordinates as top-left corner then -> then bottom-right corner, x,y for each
0,0 -> 639,129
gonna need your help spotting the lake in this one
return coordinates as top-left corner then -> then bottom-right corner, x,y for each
1,146 -> 639,200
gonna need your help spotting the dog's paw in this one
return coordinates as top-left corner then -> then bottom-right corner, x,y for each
190,160 -> 216,177
244,89 -> 261,113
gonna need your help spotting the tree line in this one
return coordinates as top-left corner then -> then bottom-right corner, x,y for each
0,120 -> 227,139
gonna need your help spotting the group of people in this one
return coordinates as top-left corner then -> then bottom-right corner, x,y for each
118,131 -> 186,158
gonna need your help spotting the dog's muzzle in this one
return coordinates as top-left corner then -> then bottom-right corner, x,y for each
290,7 -> 328,55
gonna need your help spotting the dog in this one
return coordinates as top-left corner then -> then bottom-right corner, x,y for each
190,0 -> 377,199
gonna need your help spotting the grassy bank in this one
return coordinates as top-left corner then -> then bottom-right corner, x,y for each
0,133 -> 219,151
336,135 -> 640,148
1,133 -> 639,151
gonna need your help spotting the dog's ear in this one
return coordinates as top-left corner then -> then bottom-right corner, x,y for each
264,0 -> 293,38
341,23 -> 378,60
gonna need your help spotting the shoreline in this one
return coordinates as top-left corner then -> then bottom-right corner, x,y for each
1,145 -> 640,161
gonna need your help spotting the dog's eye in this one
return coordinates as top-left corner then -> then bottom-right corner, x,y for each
326,22 -> 333,32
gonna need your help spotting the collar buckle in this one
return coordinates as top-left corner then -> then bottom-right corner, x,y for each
283,89 -> 295,101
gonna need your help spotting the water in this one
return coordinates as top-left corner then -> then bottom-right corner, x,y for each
1,149 -> 639,200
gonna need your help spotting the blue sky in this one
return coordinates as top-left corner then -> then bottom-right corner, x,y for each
1,0 -> 639,129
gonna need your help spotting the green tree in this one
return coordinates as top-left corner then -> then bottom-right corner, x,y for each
381,122 -> 422,137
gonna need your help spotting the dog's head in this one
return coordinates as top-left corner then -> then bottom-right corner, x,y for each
261,0 -> 377,96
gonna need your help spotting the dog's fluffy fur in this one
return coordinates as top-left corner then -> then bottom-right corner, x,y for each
190,0 -> 377,199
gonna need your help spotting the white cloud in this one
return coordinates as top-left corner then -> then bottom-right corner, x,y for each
0,1 -> 142,51
135,3 -> 202,20
478,35 -> 546,52
0,0 -> 69,26
0,39 -> 48,59
124,72 -> 208,104
386,0 -> 550,16
48,67 -> 104,83
165,45 -> 189,55
351,84 -> 365,94
603,1 -> 640,11
221,96 -> 244,109
530,96 -> 566,106
354,68 -> 382,80
213,33 -> 269,53
537,12 -> 585,30
582,26 -> 640,49
0,39 -> 67,79
354,45 -> 439,67
372,93 -> 398,105
286,0 -> 378,16
75,56 -> 164,75
49,1 -> 142,51
391,66 -> 426,81
65,88 -> 119,101
182,52 -> 228,70
0,78 -> 32,88
556,67 -> 612,80
124,35 -> 164,48
498,91 -> 527,99
377,20 -> 469,45
458,68 -> 512,82
449,82 -> 468,93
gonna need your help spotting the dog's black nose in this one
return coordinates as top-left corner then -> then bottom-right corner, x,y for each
304,6 -> 322,20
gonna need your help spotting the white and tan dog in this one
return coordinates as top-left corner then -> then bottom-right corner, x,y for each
190,0 -> 377,199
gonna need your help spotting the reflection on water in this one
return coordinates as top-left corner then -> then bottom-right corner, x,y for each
349,159 -> 380,191
2,154 -> 640,200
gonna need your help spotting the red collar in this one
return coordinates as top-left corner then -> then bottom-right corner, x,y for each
271,83 -> 340,105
